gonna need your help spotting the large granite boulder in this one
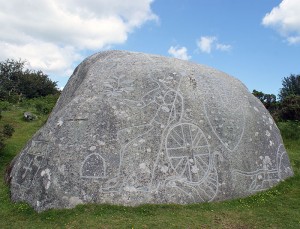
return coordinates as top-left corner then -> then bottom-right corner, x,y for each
8,50 -> 293,212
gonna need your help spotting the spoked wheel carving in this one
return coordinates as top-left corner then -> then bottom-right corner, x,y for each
166,123 -> 212,184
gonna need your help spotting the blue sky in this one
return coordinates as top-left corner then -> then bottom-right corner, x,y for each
1,0 -> 299,96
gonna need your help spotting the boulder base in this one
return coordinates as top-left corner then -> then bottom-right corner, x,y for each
9,51 -> 293,211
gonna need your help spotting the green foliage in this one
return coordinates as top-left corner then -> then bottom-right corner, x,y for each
3,124 -> 15,137
252,90 -> 277,109
20,94 -> 59,115
0,101 -> 12,111
0,110 -> 2,146
35,101 -> 53,115
0,59 -> 23,98
0,59 -> 59,150
18,71 -> 59,99
0,124 -> 15,151
0,124 -> 13,151
253,73 -> 300,121
0,133 -> 4,151
279,95 -> 300,121
277,121 -> 300,140
0,59 -> 59,102
252,90 -> 279,120
279,74 -> 300,101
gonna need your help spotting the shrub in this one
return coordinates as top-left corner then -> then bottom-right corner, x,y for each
279,95 -> 300,121
20,94 -> 59,115
35,101 -> 52,115
3,124 -> 15,137
277,121 -> 300,140
0,123 -> 15,152
0,59 -> 59,101
0,101 -> 11,111
0,134 -> 4,151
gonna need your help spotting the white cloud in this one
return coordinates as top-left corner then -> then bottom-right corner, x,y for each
0,0 -> 157,79
197,36 -> 231,53
0,42 -> 81,76
216,43 -> 232,52
168,46 -> 191,60
262,0 -> 300,44
287,36 -> 300,44
197,36 -> 217,53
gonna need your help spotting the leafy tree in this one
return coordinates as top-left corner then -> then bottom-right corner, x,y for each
275,74 -> 300,121
252,90 -> 277,110
0,59 -> 59,101
279,95 -> 300,121
252,90 -> 265,103
0,59 -> 25,100
263,94 -> 277,110
279,74 -> 300,101
18,71 -> 59,99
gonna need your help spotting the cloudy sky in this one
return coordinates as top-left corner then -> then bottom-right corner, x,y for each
0,0 -> 299,95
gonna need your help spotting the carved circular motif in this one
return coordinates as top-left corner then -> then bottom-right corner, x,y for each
166,123 -> 211,183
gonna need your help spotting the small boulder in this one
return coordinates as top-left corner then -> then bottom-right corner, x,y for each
23,112 -> 37,121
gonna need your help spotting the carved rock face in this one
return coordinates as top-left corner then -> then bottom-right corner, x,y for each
9,51 -> 293,212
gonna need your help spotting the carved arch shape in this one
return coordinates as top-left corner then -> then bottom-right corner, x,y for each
80,153 -> 107,179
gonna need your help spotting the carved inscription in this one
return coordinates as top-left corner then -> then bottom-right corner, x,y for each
10,51 -> 294,211
166,123 -> 210,183
81,153 -> 107,179
202,77 -> 246,151
16,140 -> 50,188
232,144 -> 293,192
82,71 -> 219,202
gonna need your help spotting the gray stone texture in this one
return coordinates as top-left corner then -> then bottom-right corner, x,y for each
9,50 -> 293,212
23,112 -> 37,121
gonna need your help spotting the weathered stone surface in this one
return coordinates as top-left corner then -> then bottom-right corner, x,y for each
9,50 -> 293,212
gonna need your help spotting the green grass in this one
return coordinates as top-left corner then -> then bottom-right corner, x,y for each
0,107 -> 299,228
